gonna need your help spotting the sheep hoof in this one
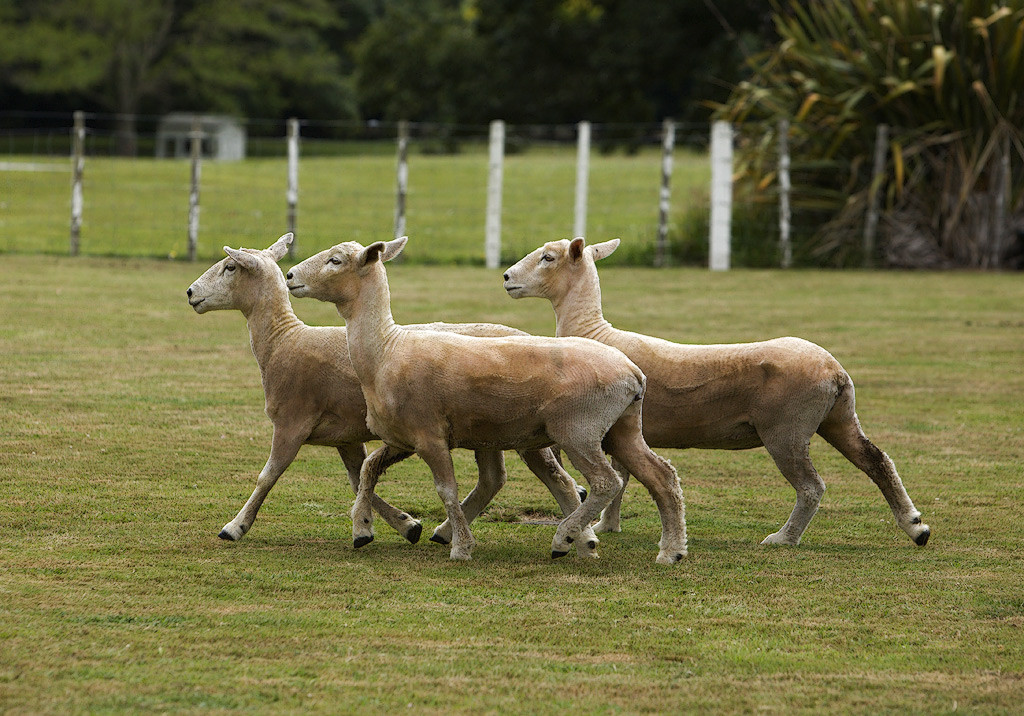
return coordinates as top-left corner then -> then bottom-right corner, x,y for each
353,535 -> 374,549
405,522 -> 423,544
429,533 -> 451,546
218,529 -> 236,541
577,486 -> 588,502
913,525 -> 931,547
551,549 -> 569,559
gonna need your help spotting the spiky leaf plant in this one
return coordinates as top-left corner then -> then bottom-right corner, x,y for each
717,0 -> 1024,268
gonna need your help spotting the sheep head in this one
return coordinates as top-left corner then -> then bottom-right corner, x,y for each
287,237 -> 406,315
503,236 -> 619,301
186,233 -> 293,314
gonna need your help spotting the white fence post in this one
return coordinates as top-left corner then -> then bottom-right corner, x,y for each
485,119 -> 505,269
394,120 -> 409,246
286,117 -> 299,260
69,110 -> 85,256
187,117 -> 202,262
709,120 -> 733,271
655,118 -> 676,267
778,119 -> 792,268
573,120 -> 590,238
863,123 -> 889,268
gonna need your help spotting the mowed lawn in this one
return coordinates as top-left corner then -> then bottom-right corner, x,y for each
1,253 -> 1022,713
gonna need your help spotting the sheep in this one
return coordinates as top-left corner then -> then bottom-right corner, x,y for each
503,237 -> 931,548
186,233 -> 588,548
286,236 -> 688,564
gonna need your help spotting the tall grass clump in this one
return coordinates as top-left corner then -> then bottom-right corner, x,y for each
714,0 -> 1024,268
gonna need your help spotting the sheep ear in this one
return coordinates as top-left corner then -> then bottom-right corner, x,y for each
381,236 -> 407,262
588,239 -> 620,261
568,237 -> 586,262
359,242 -> 386,266
266,233 -> 293,262
223,246 -> 259,271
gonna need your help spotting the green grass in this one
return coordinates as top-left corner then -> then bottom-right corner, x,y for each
1,254 -> 1022,713
0,147 -> 710,264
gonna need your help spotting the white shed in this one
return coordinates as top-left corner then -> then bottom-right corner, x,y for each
155,114 -> 246,161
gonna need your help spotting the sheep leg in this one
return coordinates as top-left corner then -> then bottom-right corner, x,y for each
338,444 -> 422,543
593,457 -> 629,533
604,416 -> 687,565
219,424 -> 305,541
351,444 -> 413,548
431,449 -> 508,545
517,448 -> 599,558
553,445 -> 623,559
417,443 -> 475,561
818,417 -> 930,546
759,433 -> 825,546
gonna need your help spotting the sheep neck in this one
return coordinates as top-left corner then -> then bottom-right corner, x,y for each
552,267 -> 615,341
341,267 -> 401,387
243,280 -> 304,368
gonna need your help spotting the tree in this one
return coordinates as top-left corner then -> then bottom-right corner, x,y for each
167,0 -> 356,123
0,0 -> 175,154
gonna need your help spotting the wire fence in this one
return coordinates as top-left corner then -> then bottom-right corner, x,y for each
0,111 -> 731,265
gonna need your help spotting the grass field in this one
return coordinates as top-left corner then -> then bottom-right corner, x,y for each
1,251 -> 1022,713
0,147 -> 711,265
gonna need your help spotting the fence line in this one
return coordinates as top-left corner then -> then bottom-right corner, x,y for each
4,112 -> 727,265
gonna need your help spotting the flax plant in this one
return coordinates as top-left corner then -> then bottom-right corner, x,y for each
717,0 -> 1024,267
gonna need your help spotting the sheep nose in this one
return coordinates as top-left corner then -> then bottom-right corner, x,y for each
502,272 -> 510,281
186,287 -> 192,298
286,271 -> 294,280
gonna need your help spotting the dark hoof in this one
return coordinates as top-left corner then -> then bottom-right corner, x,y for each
406,523 -> 423,544
914,527 -> 931,547
551,550 -> 569,559
353,535 -> 374,549
429,533 -> 451,546
577,486 -> 588,502
218,529 -> 236,541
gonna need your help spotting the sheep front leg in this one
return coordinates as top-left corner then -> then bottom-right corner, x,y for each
418,443 -> 475,561
431,449 -> 507,545
220,425 -> 304,541
338,444 -> 422,543
351,444 -> 413,548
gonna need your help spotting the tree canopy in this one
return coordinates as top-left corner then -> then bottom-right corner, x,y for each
0,0 -> 769,144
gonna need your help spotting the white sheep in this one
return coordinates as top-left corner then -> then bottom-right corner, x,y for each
186,234 -> 587,547
286,236 -> 688,564
503,237 -> 931,547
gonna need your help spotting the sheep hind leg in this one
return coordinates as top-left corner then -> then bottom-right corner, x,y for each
604,417 -> 687,565
338,444 -> 422,543
518,448 -> 599,559
593,457 -> 629,533
431,449 -> 507,545
759,435 -> 824,547
553,445 -> 623,559
819,418 -> 930,546
351,444 -> 413,549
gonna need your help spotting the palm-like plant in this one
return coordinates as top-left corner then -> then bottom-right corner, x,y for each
717,0 -> 1024,268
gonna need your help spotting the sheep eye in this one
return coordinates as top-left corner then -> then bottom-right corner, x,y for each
328,257 -> 342,265
225,264 -> 236,272
541,254 -> 554,263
